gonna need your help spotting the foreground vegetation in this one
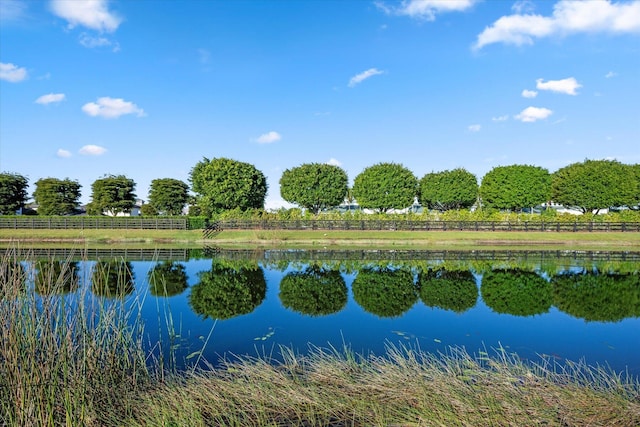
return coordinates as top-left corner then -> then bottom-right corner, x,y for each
1,253 -> 640,426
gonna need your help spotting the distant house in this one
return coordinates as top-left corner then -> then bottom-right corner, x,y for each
103,199 -> 144,217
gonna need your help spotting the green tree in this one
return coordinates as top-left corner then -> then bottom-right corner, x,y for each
87,175 -> 136,216
551,159 -> 637,213
480,165 -> 551,211
189,260 -> 266,319
190,157 -> 267,215
352,267 -> 417,318
419,168 -> 478,211
148,178 -> 189,215
33,177 -> 81,215
0,172 -> 29,215
148,262 -> 189,297
481,269 -> 552,316
280,163 -> 348,214
91,261 -> 135,298
352,163 -> 417,213
279,265 -> 347,316
35,260 -> 79,295
418,268 -> 478,313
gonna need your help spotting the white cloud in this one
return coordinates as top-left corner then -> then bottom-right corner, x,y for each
492,115 -> 509,122
82,97 -> 145,119
348,68 -> 385,87
255,131 -> 282,144
35,93 -> 66,105
0,0 -> 27,22
376,0 -> 478,20
78,33 -> 119,51
56,149 -> 72,158
326,158 -> 342,166
512,0 -> 536,14
605,71 -> 618,78
468,124 -> 481,132
0,62 -> 27,82
50,0 -> 122,32
514,106 -> 553,122
474,0 -> 640,50
79,144 -> 107,156
536,77 -> 582,95
521,89 -> 538,98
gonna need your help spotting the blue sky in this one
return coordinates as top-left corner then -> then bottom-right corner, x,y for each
1,0 -> 639,209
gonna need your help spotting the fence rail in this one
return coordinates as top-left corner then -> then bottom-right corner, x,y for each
214,219 -> 640,233
0,217 -> 188,230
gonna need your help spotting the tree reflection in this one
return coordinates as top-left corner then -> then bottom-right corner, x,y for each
189,260 -> 266,320
91,261 -> 134,298
148,261 -> 188,297
35,260 -> 79,295
0,261 -> 25,296
279,265 -> 347,316
419,268 -> 477,313
481,269 -> 551,316
352,267 -> 417,318
552,270 -> 640,322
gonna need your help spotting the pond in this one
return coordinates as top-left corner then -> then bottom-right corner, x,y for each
5,247 -> 640,375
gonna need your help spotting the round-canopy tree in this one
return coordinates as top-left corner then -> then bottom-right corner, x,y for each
190,157 -> 267,214
352,267 -> 417,318
148,261 -> 188,297
420,168 -> 478,211
87,175 -> 136,216
148,178 -> 189,215
33,177 -> 82,215
35,260 -> 79,295
91,261 -> 135,299
551,159 -> 637,213
352,163 -> 417,213
480,165 -> 551,211
418,268 -> 478,313
0,172 -> 29,215
481,269 -> 552,317
280,163 -> 348,214
279,265 -> 348,316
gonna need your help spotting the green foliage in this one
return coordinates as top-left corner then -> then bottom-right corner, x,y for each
481,269 -> 552,316
552,159 -> 638,213
87,175 -> 137,216
148,178 -> 189,215
352,163 -> 417,213
189,260 -> 266,319
279,265 -> 347,316
480,165 -> 551,211
0,172 -> 29,215
33,177 -> 81,215
35,261 -> 79,295
0,261 -> 25,293
140,204 -> 158,216
187,216 -> 209,229
91,261 -> 135,298
552,270 -> 640,322
190,157 -> 267,215
418,268 -> 478,313
420,168 -> 478,211
280,163 -> 348,214
352,267 -> 417,317
148,262 -> 188,297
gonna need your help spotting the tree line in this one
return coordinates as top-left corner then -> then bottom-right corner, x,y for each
1,158 -> 639,216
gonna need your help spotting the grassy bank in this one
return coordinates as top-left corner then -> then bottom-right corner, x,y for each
1,253 -> 640,426
1,228 -> 640,250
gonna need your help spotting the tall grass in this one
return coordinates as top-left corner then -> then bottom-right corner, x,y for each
0,249 -> 148,426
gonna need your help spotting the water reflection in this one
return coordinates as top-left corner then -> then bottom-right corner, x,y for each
0,261 -> 25,294
418,268 -> 477,314
35,260 -> 79,295
279,265 -> 347,316
91,261 -> 135,298
552,270 -> 640,322
481,269 -> 552,316
189,260 -> 266,319
352,267 -> 417,318
148,261 -> 188,297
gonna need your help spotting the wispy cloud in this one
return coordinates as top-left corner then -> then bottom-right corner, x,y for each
35,93 -> 66,105
521,89 -> 538,98
605,71 -> 618,78
468,124 -> 481,132
0,0 -> 27,22
536,77 -> 581,95
514,106 -> 553,122
79,33 -> 119,51
56,149 -> 72,158
376,0 -> 478,21
474,0 -> 640,50
0,62 -> 27,82
348,68 -> 385,87
82,97 -> 145,119
492,115 -> 509,122
50,0 -> 122,32
326,158 -> 342,166
79,144 -> 107,156
255,131 -> 282,144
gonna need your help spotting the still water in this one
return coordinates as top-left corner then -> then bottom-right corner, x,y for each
8,248 -> 640,374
